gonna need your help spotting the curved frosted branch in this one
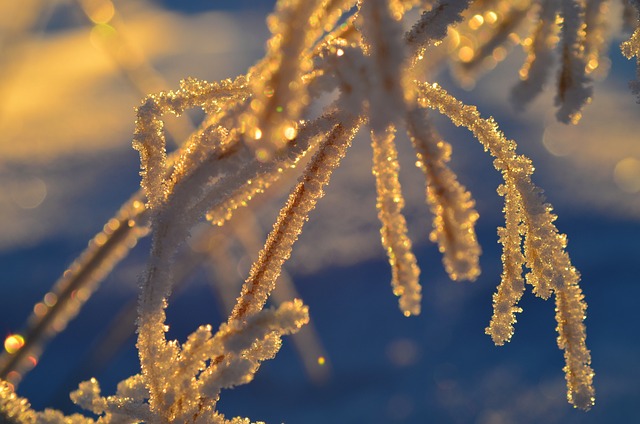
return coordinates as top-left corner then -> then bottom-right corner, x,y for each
555,281 -> 595,410
133,77 -> 249,209
485,185 -> 525,345
511,0 -> 560,109
556,0 -> 593,123
415,81 -> 592,409
243,0 -> 325,153
405,0 -> 472,64
621,22 -> 640,101
136,111 -> 352,414
406,108 -> 480,282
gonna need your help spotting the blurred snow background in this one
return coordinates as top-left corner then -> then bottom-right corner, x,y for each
0,1 -> 639,423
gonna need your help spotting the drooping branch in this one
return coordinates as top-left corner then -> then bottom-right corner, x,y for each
415,80 -> 593,410
370,126 -> 422,316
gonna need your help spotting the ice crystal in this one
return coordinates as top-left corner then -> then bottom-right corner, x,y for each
11,0 -> 640,420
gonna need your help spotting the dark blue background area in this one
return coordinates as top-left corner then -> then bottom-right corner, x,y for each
150,0 -> 276,13
4,206 -> 638,423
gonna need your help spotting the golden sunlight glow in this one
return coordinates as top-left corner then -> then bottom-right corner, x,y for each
89,23 -> 117,49
317,356 -> 326,366
81,0 -> 116,24
569,111 -> 583,125
106,218 -> 120,231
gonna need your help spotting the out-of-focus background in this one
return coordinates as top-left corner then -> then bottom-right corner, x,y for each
0,1 -> 638,422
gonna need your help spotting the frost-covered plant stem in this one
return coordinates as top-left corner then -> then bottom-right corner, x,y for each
2,0 -> 619,420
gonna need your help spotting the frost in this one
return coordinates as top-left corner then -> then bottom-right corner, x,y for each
371,126 -> 422,316
9,0 -> 637,420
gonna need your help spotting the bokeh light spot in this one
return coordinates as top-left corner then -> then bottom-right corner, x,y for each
386,338 -> 420,367
4,334 -> 25,354
542,124 -> 575,157
458,46 -> 475,62
613,157 -> 640,193
9,177 -> 47,209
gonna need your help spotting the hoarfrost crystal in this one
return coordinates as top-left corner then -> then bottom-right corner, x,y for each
8,0 -> 638,420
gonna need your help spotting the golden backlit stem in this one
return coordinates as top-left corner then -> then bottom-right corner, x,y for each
230,116 -> 361,323
141,111 -> 344,326
416,81 -> 568,300
189,300 -> 309,416
227,210 -> 331,383
406,108 -> 480,282
244,0 -> 324,154
416,80 -> 592,409
555,283 -> 595,410
620,22 -> 640,99
137,111 -> 354,415
311,12 -> 360,57
370,126 -> 422,316
556,0 -> 592,123
360,0 -> 409,131
0,380 -> 34,423
511,0 -> 560,107
583,0 -> 610,76
3,77 -> 249,387
0,0 -> 607,417
621,25 -> 640,60
133,77 -> 249,210
485,185 -> 526,345
205,111 -> 340,227
405,0 -> 472,65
